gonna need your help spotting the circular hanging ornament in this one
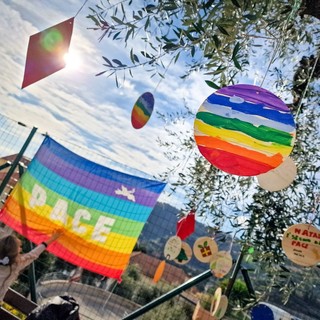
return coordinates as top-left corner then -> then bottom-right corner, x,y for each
164,236 -> 182,260
210,287 -> 222,316
251,302 -> 293,320
174,241 -> 192,265
282,223 -> 320,267
194,84 -> 296,176
213,295 -> 228,319
250,303 -> 276,320
257,156 -> 296,191
131,92 -> 154,129
193,236 -> 218,263
153,260 -> 166,283
210,251 -> 233,278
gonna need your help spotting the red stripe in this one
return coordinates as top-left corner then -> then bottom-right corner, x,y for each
198,146 -> 274,176
0,210 -> 123,280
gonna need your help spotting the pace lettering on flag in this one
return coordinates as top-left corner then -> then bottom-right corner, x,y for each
0,137 -> 166,280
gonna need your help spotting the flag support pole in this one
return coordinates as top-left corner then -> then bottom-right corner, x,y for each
0,126 -> 38,197
18,163 -> 37,303
122,269 -> 212,320
0,126 -> 38,303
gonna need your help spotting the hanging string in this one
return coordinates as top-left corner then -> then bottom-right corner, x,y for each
153,55 -> 176,95
74,0 -> 89,18
260,0 -> 302,87
294,52 -> 320,121
260,39 -> 282,87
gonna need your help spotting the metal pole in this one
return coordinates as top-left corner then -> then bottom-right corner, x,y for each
18,163 -> 37,303
224,246 -> 246,298
122,269 -> 212,320
0,126 -> 38,196
241,267 -> 255,297
0,162 -> 11,171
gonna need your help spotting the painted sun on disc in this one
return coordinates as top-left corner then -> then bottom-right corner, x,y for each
194,84 -> 296,176
131,92 -> 154,129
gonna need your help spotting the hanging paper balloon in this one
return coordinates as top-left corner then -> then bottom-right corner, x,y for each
212,295 -> 228,319
174,241 -> 192,265
282,223 -> 320,267
153,260 -> 166,283
131,92 -> 155,129
176,210 -> 196,240
164,236 -> 182,260
193,236 -> 218,263
210,287 -> 222,316
194,84 -> 296,176
257,156 -> 296,191
210,251 -> 233,278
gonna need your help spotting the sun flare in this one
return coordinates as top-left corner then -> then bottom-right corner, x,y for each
63,51 -> 82,70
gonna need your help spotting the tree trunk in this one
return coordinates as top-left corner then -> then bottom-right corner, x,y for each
300,0 -> 320,20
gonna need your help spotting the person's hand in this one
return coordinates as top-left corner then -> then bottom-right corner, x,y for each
45,229 -> 63,246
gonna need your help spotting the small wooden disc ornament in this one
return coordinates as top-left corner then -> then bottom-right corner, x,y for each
210,287 -> 222,315
193,236 -> 218,263
257,157 -> 296,192
213,295 -> 228,319
164,236 -> 182,260
282,223 -> 320,267
210,251 -> 233,278
174,241 -> 192,265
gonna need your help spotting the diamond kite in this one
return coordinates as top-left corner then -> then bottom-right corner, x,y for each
22,18 -> 74,88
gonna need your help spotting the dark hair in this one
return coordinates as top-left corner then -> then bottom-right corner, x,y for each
0,235 -> 20,266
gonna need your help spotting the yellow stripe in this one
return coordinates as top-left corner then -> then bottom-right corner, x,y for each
194,119 -> 292,156
11,187 -> 137,254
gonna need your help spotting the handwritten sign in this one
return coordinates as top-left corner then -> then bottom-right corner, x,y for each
282,223 -> 320,266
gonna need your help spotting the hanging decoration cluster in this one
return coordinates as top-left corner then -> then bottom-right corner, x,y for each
153,210 -> 233,283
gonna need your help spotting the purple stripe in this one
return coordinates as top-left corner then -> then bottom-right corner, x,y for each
217,84 -> 289,112
35,145 -> 162,206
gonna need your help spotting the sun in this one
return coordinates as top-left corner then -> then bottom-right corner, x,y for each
63,51 -> 82,70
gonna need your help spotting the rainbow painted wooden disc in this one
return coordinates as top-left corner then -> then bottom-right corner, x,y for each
131,92 -> 154,129
194,84 -> 296,176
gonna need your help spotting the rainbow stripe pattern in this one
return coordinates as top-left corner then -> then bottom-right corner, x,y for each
194,84 -> 296,176
131,92 -> 154,129
0,137 -> 166,280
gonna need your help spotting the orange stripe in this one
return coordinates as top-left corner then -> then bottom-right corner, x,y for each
195,135 -> 283,168
3,197 -> 131,267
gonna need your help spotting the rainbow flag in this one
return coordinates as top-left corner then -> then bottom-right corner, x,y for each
0,137 -> 166,280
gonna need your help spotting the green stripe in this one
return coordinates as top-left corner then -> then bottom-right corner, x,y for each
20,172 -> 144,238
136,101 -> 151,116
196,112 -> 294,146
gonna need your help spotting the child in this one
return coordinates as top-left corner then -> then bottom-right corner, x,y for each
0,228 -> 61,302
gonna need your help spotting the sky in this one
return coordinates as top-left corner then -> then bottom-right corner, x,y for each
0,0 -> 214,186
